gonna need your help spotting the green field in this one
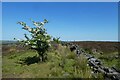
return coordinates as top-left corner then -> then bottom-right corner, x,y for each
2,44 -> 93,78
2,42 -> 119,78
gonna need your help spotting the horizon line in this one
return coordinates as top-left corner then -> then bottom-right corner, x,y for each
1,39 -> 119,42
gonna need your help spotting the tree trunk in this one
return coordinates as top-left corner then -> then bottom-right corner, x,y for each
38,51 -> 47,62
41,53 -> 44,62
38,55 -> 41,62
38,53 -> 44,62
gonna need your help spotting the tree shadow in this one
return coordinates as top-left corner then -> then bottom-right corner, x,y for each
17,55 -> 40,65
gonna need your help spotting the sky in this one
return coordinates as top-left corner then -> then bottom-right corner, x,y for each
2,2 -> 118,41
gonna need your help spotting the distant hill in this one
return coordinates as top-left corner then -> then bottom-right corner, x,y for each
2,40 -> 119,54
2,40 -> 17,45
70,41 -> 119,53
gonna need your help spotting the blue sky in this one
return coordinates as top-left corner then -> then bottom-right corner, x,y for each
2,2 -> 118,41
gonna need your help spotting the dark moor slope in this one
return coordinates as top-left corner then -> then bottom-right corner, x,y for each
2,41 -> 119,54
70,41 -> 119,53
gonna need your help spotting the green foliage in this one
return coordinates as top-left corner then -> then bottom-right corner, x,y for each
66,52 -> 76,59
2,50 -> 51,78
3,44 -> 109,78
116,60 -> 120,71
16,19 -> 52,62
3,41 -> 119,78
47,45 -> 92,78
53,37 -> 61,44
84,48 -> 93,54
93,52 -> 119,67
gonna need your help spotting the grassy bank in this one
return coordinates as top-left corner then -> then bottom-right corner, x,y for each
2,44 -> 94,78
2,42 -> 119,78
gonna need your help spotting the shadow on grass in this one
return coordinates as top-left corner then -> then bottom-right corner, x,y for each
17,55 -> 40,65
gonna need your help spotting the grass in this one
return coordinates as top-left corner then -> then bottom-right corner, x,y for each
89,51 -> 119,68
3,44 -> 117,78
47,45 -> 93,78
2,44 -> 95,78
2,50 -> 51,78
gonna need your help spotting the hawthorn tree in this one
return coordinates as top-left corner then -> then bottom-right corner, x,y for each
53,37 -> 61,44
16,19 -> 52,62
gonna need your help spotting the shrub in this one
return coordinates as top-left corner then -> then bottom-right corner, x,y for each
15,19 -> 60,62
